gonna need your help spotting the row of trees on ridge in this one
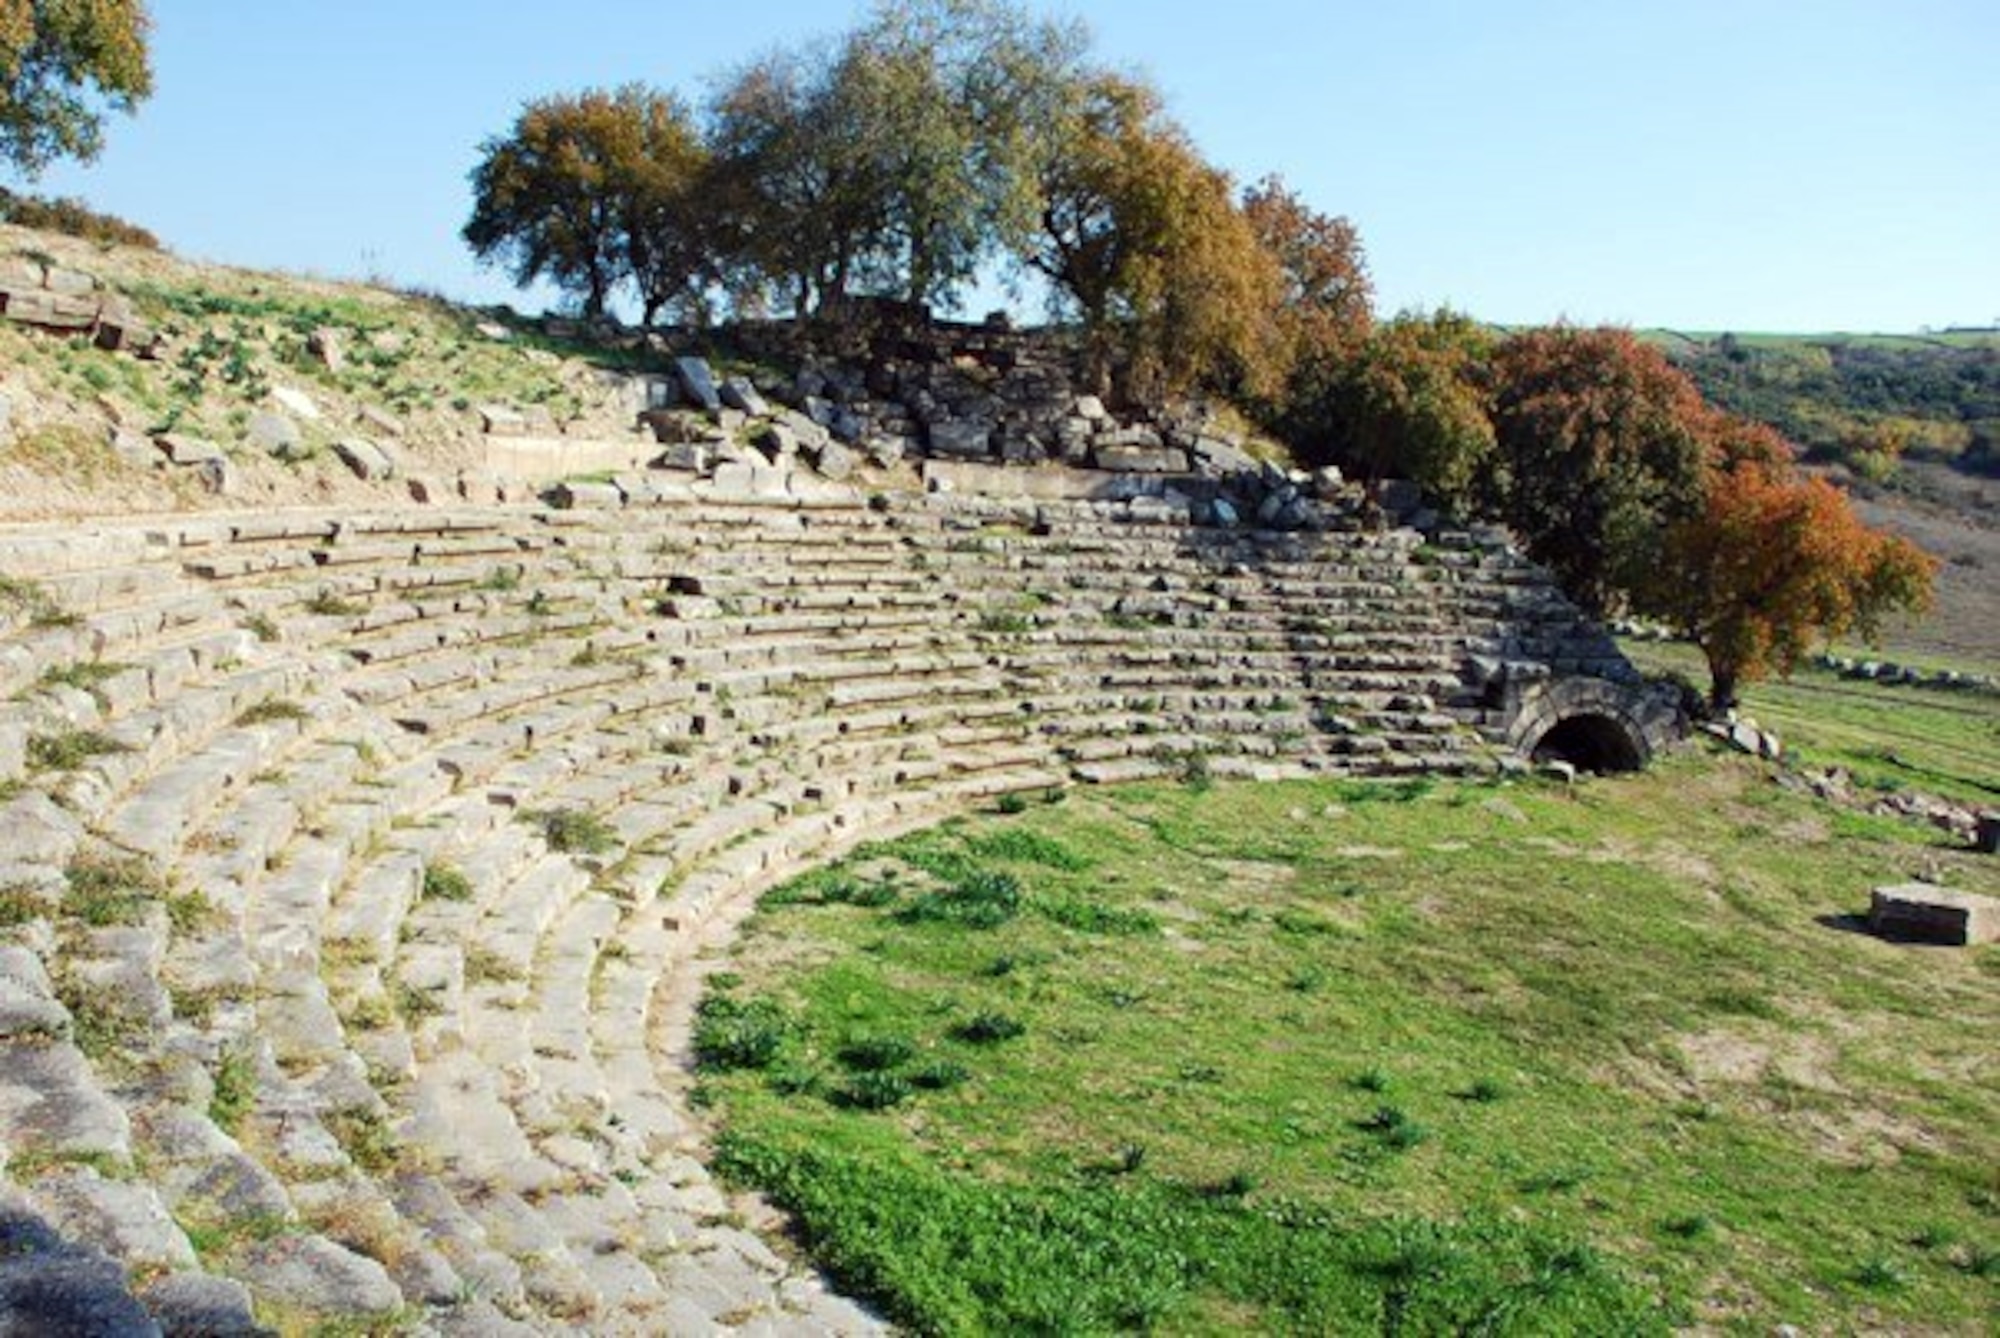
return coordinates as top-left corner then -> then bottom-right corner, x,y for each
461,1 -> 1369,404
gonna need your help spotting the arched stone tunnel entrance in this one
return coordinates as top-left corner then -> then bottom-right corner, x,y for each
1527,712 -> 1647,773
1494,675 -> 1687,774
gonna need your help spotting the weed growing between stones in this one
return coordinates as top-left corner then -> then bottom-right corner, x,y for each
208,1045 -> 257,1135
235,698 -> 310,727
523,807 -> 617,856
420,861 -> 473,902
27,727 -> 129,771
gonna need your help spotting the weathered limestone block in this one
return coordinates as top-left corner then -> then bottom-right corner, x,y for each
332,436 -> 396,481
675,356 -> 722,412
1093,444 -> 1188,474
719,375 -> 768,417
234,1233 -> 403,1317
306,326 -> 344,372
269,386 -> 322,421
812,439 -> 857,482
545,481 -> 623,510
1869,883 -> 1998,945
246,411 -> 307,461
927,418 -> 991,458
478,404 -> 528,437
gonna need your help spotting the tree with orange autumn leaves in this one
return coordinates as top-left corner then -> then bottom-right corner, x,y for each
1478,328 -> 1935,710
1646,451 -> 1936,711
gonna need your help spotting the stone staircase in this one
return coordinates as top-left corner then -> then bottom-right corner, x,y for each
0,479 -> 1630,1333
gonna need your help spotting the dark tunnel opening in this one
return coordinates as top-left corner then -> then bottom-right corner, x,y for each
1530,713 -> 1646,774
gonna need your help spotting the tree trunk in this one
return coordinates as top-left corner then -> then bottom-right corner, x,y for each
1707,661 -> 1738,716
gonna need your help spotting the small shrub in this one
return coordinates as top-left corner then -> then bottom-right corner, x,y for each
1661,1213 -> 1714,1241
965,829 -> 1089,871
240,612 -> 278,643
908,1059 -> 970,1091
64,853 -> 162,926
693,994 -> 789,1072
38,660 -> 130,701
1851,1257 -> 1908,1291
896,870 -> 1021,930
1351,1066 -> 1392,1094
421,862 -> 473,903
994,792 -> 1030,815
953,1011 -> 1026,1045
836,1070 -> 915,1111
0,575 -> 76,627
0,188 -> 160,248
1035,895 -> 1158,936
524,807 -> 617,855
1358,1105 -> 1429,1151
303,589 -> 362,617
838,1036 -> 916,1073
208,1045 -> 257,1134
325,1109 -> 400,1174
27,728 -> 129,772
1460,1078 -> 1507,1103
236,698 -> 310,727
1179,749 -> 1214,792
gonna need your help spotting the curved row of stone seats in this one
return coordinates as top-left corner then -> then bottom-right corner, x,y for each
0,482 -> 1617,1332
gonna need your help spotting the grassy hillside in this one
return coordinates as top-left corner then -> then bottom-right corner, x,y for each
1637,328 -> 2000,473
698,745 -> 1999,1334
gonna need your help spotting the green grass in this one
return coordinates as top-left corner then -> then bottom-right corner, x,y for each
1624,641 -> 2000,807
700,762 -> 2000,1333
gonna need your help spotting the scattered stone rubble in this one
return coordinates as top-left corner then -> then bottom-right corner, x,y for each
0,256 -> 158,356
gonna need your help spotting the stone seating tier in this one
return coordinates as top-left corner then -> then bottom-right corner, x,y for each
0,486 -> 1630,1333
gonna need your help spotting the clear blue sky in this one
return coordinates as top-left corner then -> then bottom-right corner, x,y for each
28,0 -> 2000,332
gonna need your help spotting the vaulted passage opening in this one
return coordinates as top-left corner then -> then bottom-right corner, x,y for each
1530,713 -> 1646,774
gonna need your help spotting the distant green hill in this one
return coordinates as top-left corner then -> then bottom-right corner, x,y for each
1633,329 -> 2000,473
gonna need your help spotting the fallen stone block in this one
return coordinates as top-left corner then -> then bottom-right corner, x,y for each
545,480 -> 623,510
332,436 -> 396,481
153,433 -> 224,465
928,419 -> 991,458
1093,445 -> 1188,474
675,356 -> 721,412
1976,812 -> 1999,855
477,404 -> 528,437
1869,882 -> 1999,945
719,375 -> 768,417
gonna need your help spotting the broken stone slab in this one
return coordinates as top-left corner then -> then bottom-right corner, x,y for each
776,408 -> 830,451
0,1042 -> 132,1160
675,356 -> 722,412
650,442 -> 709,473
865,433 -> 910,469
1093,445 -> 1188,474
32,1166 -> 197,1272
42,268 -> 96,297
234,1233 -> 403,1318
153,432 -> 223,466
140,1272 -> 262,1335
357,404 -> 404,438
927,419 -> 992,458
306,327 -> 344,373
719,375 -> 768,417
812,439 -> 856,482
194,456 -> 236,496
544,480 -> 623,510
1096,423 -> 1164,450
1191,435 -> 1257,475
477,404 -> 528,437
1869,883 -> 1998,946
1074,394 -> 1109,421
332,437 -> 396,481
246,411 -> 307,461
269,385 -> 321,421
1976,812 -> 1999,855
1,289 -> 100,330
108,427 -> 157,470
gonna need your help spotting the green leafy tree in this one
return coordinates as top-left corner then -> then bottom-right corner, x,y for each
464,85 -> 698,320
1329,310 -> 1495,513
616,91 -> 716,326
0,0 -> 152,177
1024,72 -> 1285,400
709,0 -> 1086,317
